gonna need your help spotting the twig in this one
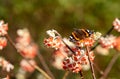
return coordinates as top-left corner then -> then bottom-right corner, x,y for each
99,53 -> 120,79
34,65 -> 52,79
24,59 -> 52,79
37,51 -> 55,79
5,34 -> 16,48
91,26 -> 114,50
93,63 -> 103,75
86,46 -> 96,79
62,40 -> 75,54
104,26 -> 114,36
62,71 -> 69,79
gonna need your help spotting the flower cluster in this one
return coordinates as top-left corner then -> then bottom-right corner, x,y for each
44,36 -> 63,50
16,28 -> 38,59
63,49 -> 94,73
99,35 -> 116,49
0,20 -> 8,50
113,18 -> 120,32
0,57 -> 14,72
44,29 -> 64,50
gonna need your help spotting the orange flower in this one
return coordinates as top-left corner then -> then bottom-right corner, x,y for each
114,37 -> 120,51
0,37 -> 7,50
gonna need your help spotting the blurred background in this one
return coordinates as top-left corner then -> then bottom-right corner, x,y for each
0,0 -> 120,79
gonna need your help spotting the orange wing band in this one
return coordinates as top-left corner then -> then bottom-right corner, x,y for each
81,29 -> 89,37
72,32 -> 80,41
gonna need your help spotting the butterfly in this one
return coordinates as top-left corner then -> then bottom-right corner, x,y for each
69,29 -> 94,42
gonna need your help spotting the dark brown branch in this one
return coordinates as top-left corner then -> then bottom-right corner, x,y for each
62,40 -> 75,54
79,70 -> 84,79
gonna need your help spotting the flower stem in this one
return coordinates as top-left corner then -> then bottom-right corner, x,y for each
62,71 -> 69,79
86,46 -> 96,79
5,34 -> 16,48
93,63 -> 103,75
99,52 -> 120,79
37,51 -> 55,79
34,65 -> 52,79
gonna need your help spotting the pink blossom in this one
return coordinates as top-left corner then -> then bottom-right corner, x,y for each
16,28 -> 31,46
44,36 -> 63,50
63,57 -> 82,73
0,20 -> 8,36
113,18 -> 120,32
99,35 -> 116,49
19,43 -> 38,59
44,29 -> 65,50
20,59 -> 36,72
0,57 -> 14,72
